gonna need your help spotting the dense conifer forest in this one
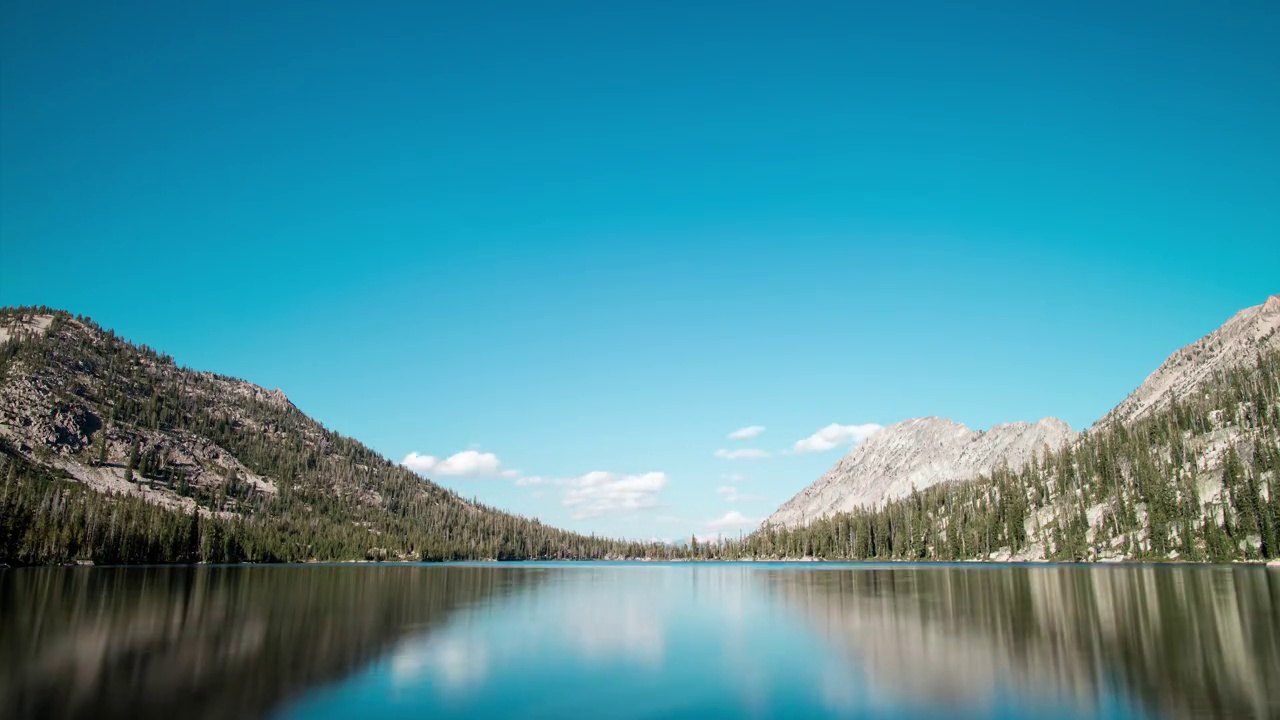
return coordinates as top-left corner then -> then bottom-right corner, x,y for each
2,307 -> 1276,564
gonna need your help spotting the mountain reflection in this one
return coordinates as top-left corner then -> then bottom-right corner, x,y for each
0,565 -> 543,720
758,565 -> 1280,719
3,564 -> 1277,720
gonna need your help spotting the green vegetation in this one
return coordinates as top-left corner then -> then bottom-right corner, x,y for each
0,308 -> 678,564
731,349 -> 1280,562
1,306 -> 1276,565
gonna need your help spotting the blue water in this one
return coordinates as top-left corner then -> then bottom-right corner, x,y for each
3,563 -> 1276,719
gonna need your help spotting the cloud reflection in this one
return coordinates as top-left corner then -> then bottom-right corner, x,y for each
389,636 -> 488,691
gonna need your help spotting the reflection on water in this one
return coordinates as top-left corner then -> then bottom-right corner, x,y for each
1,564 -> 1276,720
757,565 -> 1280,719
0,565 -> 540,720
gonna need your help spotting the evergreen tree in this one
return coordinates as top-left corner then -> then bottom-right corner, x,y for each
124,439 -> 140,485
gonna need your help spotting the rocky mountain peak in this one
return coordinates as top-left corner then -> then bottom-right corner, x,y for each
1094,294 -> 1280,429
763,294 -> 1279,531
764,415 -> 1075,528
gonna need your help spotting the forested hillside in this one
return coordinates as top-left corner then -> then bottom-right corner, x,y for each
4,305 -> 1277,565
0,307 -> 674,564
735,348 -> 1280,562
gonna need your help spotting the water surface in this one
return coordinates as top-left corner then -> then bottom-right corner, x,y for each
1,563 -> 1276,719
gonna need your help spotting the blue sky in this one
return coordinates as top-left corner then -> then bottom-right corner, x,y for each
2,1 -> 1277,541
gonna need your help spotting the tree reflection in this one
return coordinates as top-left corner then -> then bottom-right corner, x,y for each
0,565 -> 543,720
758,565 -> 1280,719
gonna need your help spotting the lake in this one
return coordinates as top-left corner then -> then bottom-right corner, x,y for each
1,563 -> 1277,719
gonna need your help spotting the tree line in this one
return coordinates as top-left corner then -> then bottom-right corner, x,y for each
2,306 -> 1277,564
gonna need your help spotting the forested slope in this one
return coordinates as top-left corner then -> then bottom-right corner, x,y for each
0,308 -> 671,564
5,305 -> 1277,565
741,348 -> 1280,561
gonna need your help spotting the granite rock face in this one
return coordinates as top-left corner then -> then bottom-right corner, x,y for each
766,416 -> 1076,528
1094,294 -> 1280,429
765,295 -> 1280,530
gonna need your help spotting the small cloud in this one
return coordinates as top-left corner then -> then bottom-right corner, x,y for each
727,425 -> 765,440
714,448 -> 769,460
790,423 -> 882,453
721,473 -> 746,483
705,510 -> 757,530
562,471 -> 669,519
402,451 -> 440,474
402,450 -> 505,477
515,475 -> 551,486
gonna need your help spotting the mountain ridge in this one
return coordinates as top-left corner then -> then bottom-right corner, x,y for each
1094,294 -> 1280,429
765,295 -> 1280,529
766,416 -> 1077,528
0,307 -> 670,563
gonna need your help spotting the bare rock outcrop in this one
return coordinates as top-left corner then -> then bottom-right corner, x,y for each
765,294 -> 1280,530
1094,294 -> 1280,429
766,416 -> 1075,528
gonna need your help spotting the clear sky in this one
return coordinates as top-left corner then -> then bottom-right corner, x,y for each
2,1 -> 1277,541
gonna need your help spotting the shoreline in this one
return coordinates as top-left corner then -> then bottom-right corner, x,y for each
5,557 -> 1279,569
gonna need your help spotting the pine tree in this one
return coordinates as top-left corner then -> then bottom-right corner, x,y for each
124,439 -> 140,485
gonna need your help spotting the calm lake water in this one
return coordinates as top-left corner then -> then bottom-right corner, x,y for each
1,563 -> 1277,720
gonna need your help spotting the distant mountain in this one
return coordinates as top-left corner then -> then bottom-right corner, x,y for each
0,308 -> 669,564
765,295 -> 1280,531
766,418 -> 1076,527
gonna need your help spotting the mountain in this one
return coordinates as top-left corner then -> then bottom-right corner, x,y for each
765,295 -> 1280,531
749,296 -> 1280,562
1095,294 -> 1280,429
766,418 -> 1076,527
5,297 -> 1277,566
0,307 -> 671,564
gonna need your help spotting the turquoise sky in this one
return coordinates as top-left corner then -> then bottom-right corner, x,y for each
2,2 -> 1277,541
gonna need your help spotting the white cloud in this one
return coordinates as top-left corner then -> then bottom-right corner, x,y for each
514,475 -> 551,486
562,471 -> 669,519
705,510 -> 758,530
727,425 -> 766,440
401,450 -> 505,477
790,423 -> 882,453
714,448 -> 770,460
401,451 -> 442,474
717,485 -> 764,503
721,472 -> 746,483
